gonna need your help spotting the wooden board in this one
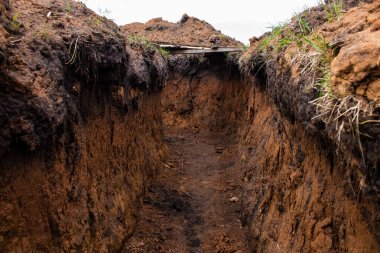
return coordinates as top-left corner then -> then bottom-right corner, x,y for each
157,43 -> 242,54
170,48 -> 242,54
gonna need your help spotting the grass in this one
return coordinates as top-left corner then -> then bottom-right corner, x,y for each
249,0 -> 375,169
40,24 -> 52,40
128,34 -> 149,46
294,12 -> 311,35
259,23 -> 289,53
159,47 -> 170,59
128,34 -> 156,50
128,34 -> 171,59
320,0 -> 344,22
65,0 -> 72,16
257,9 -> 358,146
10,13 -> 22,32
88,14 -> 104,27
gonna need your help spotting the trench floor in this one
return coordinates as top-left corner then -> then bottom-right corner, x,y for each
124,129 -> 249,253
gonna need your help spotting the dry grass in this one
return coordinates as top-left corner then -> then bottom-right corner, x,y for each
242,6 -> 379,166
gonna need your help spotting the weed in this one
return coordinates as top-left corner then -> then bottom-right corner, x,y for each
320,0 -> 344,22
88,14 -> 103,27
294,12 -> 311,36
39,24 -> 52,40
198,55 -> 207,64
65,0 -> 72,16
253,2 -> 374,167
242,44 -> 249,52
98,8 -> 111,18
259,23 -> 288,53
303,32 -> 371,164
128,34 -> 148,45
10,13 -> 22,32
159,47 -> 170,59
128,34 -> 155,49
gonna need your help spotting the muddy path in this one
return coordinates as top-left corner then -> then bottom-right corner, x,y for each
124,129 -> 248,253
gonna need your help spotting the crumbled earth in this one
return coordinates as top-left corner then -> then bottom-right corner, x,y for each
122,15 -> 243,48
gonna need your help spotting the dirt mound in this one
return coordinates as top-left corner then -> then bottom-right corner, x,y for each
122,15 -> 243,48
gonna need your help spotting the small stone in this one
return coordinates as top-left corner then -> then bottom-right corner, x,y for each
216,147 -> 224,154
229,197 -> 239,203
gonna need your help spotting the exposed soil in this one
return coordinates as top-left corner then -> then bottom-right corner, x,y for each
122,15 -> 243,48
0,0 -> 379,252
124,56 -> 249,252
125,129 -> 248,253
0,0 -> 167,251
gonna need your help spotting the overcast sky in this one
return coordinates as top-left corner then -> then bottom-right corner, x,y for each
82,0 -> 319,43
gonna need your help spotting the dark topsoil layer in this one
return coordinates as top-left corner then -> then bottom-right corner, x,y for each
0,0 -> 167,157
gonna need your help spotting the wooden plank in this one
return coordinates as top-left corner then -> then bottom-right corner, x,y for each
158,44 -> 209,50
170,47 -> 242,54
155,43 -> 242,54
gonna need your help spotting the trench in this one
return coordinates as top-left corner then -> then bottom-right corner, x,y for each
1,0 -> 380,252
124,54 -> 250,252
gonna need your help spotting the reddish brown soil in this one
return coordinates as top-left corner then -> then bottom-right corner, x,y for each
124,130 -> 248,253
122,16 -> 243,48
239,82 -> 380,252
125,56 -> 250,253
0,0 -> 379,252
126,49 -> 379,253
238,1 -> 380,251
0,0 -> 167,251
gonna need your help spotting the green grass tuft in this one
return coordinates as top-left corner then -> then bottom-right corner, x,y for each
159,47 -> 170,59
320,0 -> 344,22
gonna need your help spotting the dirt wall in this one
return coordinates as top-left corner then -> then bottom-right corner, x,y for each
0,90 -> 164,252
0,0 -> 167,251
239,82 -> 380,252
238,2 -> 380,251
162,54 -> 249,134
162,53 -> 379,252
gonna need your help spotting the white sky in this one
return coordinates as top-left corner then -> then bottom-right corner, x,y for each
81,0 -> 319,43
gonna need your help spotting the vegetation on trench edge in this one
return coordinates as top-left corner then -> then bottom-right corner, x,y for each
256,0 -> 377,167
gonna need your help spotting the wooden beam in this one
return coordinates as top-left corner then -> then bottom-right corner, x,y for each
170,48 -> 242,54
156,43 -> 242,54
158,44 -> 209,50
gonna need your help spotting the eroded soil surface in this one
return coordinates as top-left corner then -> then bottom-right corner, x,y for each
124,129 -> 248,253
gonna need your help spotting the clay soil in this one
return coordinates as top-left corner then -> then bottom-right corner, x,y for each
124,128 -> 248,253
